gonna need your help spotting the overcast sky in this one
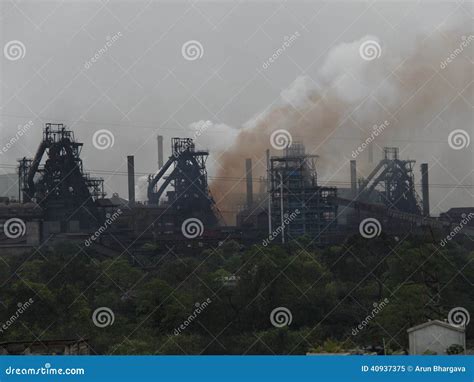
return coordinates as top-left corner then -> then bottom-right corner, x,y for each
1,0 -> 473,218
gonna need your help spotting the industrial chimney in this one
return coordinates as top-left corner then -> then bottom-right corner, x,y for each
350,160 -> 357,197
421,163 -> 429,217
245,158 -> 253,209
157,135 -> 164,169
127,155 -> 135,205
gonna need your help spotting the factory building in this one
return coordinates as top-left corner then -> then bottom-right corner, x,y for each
268,143 -> 338,244
0,122 -> 473,255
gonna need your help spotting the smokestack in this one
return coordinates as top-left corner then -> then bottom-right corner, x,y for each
245,158 -> 253,209
350,160 -> 357,197
266,149 -> 272,234
421,163 -> 429,217
127,155 -> 135,205
157,135 -> 164,169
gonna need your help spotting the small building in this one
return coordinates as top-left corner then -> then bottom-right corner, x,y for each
407,320 -> 465,355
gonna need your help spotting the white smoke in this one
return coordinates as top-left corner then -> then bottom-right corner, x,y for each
213,14 -> 473,221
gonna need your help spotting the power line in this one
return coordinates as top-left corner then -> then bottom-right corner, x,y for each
0,164 -> 473,189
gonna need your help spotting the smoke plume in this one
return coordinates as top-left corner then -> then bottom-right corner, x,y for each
211,18 -> 473,224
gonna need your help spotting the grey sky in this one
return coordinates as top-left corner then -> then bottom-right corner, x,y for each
1,0 -> 473,217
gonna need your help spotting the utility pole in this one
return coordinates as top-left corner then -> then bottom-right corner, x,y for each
279,172 -> 285,244
267,149 -> 272,235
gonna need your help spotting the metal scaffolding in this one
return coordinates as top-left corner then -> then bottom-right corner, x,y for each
148,137 -> 218,227
269,143 -> 338,244
18,123 -> 105,228
357,147 -> 422,215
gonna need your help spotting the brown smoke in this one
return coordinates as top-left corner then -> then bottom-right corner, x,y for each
211,92 -> 345,223
211,23 -> 472,224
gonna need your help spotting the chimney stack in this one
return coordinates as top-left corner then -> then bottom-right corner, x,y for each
350,160 -> 357,197
368,142 -> 374,163
245,158 -> 253,209
127,155 -> 135,205
266,149 -> 272,234
157,135 -> 164,169
421,163 -> 429,217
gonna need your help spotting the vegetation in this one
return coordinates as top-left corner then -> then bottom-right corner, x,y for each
0,235 -> 472,355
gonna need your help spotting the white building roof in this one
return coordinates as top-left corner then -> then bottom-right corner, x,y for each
407,319 -> 465,333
